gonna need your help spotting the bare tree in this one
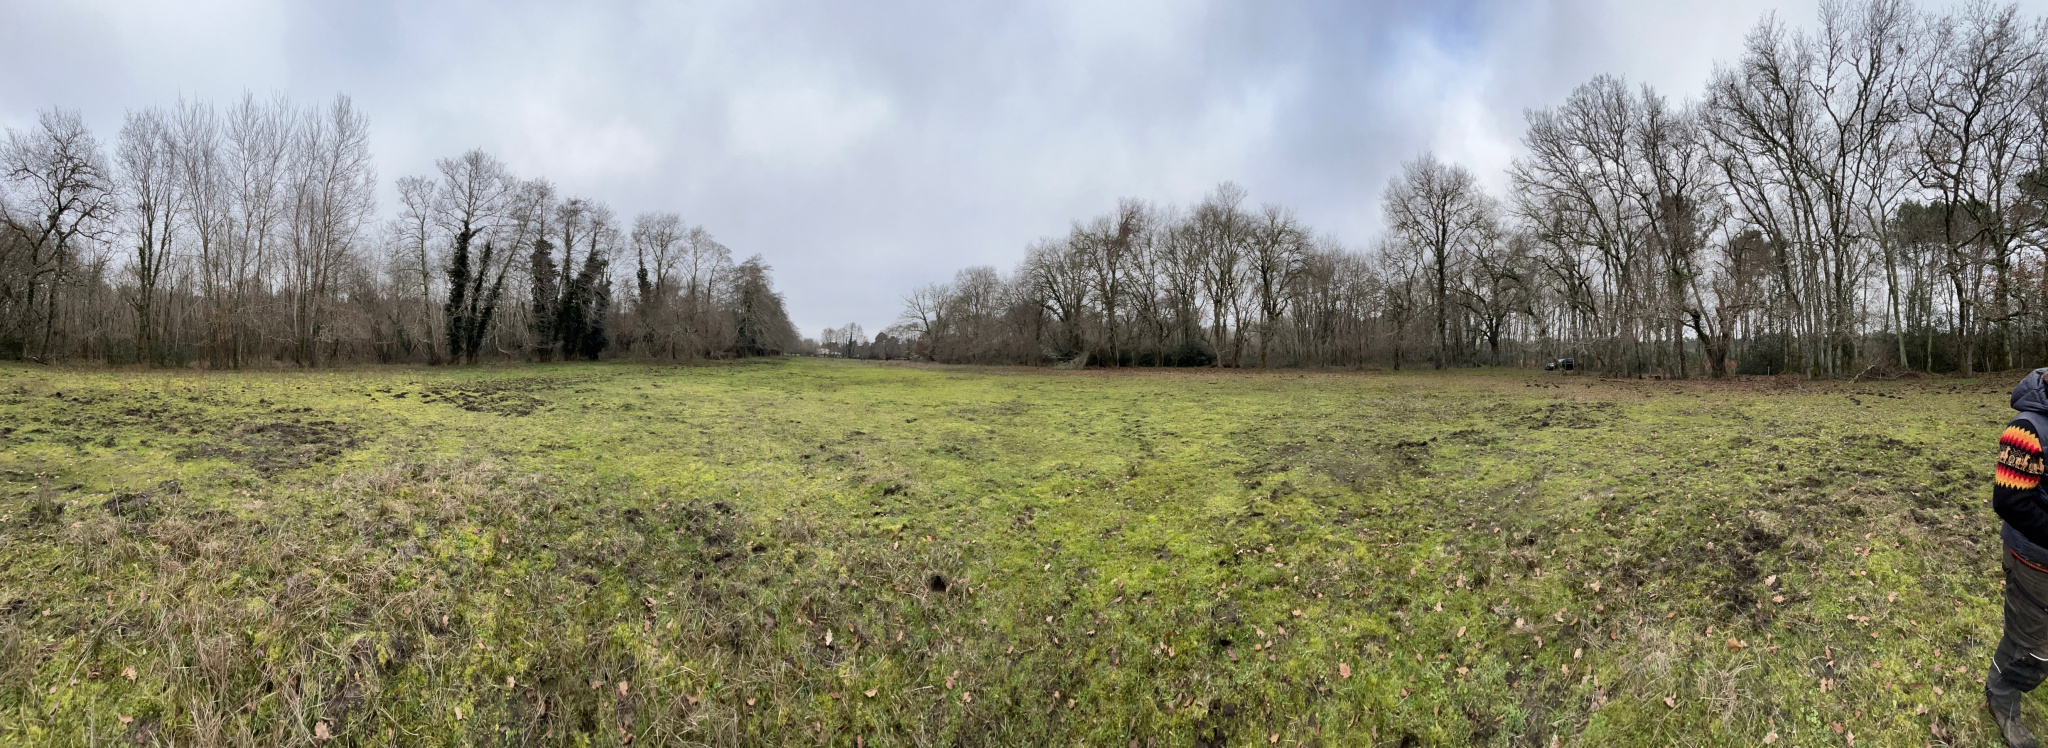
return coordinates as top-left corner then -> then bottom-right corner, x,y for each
630,211 -> 685,357
220,93 -> 293,366
1247,203 -> 1307,367
1688,229 -> 1772,377
390,174 -> 438,361
1194,182 -> 1250,366
116,106 -> 183,364
1455,227 -> 1526,366
281,95 -> 375,366
1155,207 -> 1209,364
1372,236 -> 1426,370
899,281 -> 950,360
169,98 -> 236,366
1910,2 -> 2044,373
1385,153 -> 1495,369
1023,237 -> 1090,361
950,266 -> 1009,362
0,109 -> 117,360
1635,89 -> 1725,378
1704,1 -> 1916,377
1075,198 -> 1147,366
678,224 -> 734,358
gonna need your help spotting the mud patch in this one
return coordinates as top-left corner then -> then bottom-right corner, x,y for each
101,479 -> 180,520
179,420 -> 358,475
1716,526 -> 1783,617
419,381 -> 554,417
1526,401 -> 1616,430
951,400 -> 1032,422
1843,433 -> 1921,457
1447,428 -> 1499,446
1192,699 -> 1239,748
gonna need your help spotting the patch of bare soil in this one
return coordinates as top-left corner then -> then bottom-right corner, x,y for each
179,420 -> 358,475
101,479 -> 181,521
1525,400 -> 1617,429
418,379 -> 578,416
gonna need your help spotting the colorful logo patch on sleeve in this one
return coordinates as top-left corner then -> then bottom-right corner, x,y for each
1999,425 -> 2045,490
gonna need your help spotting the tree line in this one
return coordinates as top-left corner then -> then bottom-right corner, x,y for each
0,94 -> 798,366
813,322 -> 918,361
894,0 -> 2048,377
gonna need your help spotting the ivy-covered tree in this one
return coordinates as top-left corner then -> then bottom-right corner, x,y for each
732,255 -> 797,356
435,149 -> 513,365
441,230 -> 504,364
528,237 -> 558,361
558,244 -> 611,359
441,231 -> 472,361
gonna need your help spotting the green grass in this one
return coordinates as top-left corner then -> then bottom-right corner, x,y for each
0,359 -> 2019,746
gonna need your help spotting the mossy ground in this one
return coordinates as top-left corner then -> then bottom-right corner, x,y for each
0,359 -> 2021,746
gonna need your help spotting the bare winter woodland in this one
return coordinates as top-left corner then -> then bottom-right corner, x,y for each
885,2 -> 2048,377
0,96 -> 798,367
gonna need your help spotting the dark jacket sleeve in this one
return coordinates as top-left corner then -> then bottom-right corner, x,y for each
1994,418 -> 2048,546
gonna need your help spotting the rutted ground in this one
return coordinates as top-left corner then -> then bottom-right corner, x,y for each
0,360 -> 2020,745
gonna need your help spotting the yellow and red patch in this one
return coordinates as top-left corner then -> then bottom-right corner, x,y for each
1999,425 -> 2045,490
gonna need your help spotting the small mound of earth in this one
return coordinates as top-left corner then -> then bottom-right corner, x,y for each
179,420 -> 358,475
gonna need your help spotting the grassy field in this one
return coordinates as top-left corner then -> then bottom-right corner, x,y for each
0,358 -> 2022,746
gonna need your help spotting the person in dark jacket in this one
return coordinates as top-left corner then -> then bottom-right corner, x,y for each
1990,368 -> 2048,747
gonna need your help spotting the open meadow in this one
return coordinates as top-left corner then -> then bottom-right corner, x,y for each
0,359 -> 2024,746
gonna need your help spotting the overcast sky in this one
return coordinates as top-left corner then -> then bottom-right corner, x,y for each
5,0 -> 2042,336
